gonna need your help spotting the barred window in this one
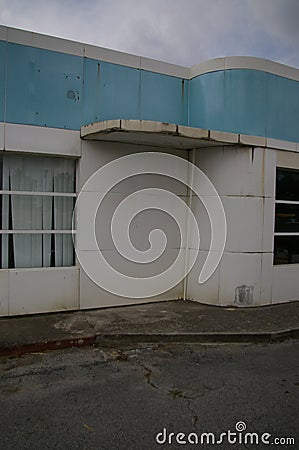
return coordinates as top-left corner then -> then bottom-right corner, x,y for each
0,154 -> 76,268
274,168 -> 299,265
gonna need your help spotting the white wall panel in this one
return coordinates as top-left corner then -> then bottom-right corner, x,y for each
0,271 -> 9,316
272,265 -> 299,304
262,198 -> 275,253
221,196 -> 264,253
79,140 -> 140,189
0,123 -> 4,150
79,141 -> 189,192
77,142 -> 189,310
218,252 -> 262,306
195,146 -> 265,197
189,195 -> 266,253
260,253 -> 273,305
131,193 -> 188,251
188,197 -> 213,251
80,265 -> 183,309
186,249 -> 220,305
5,123 -> 81,157
263,148 -> 276,198
9,267 -> 79,315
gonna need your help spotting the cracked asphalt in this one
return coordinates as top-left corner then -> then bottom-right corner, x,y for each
0,341 -> 298,449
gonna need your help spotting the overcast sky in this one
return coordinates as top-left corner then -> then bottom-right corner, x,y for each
0,0 -> 298,68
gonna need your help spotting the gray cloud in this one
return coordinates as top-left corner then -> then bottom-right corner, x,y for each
0,0 -> 298,67
248,0 -> 299,40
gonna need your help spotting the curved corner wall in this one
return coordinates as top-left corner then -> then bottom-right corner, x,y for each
190,68 -> 299,143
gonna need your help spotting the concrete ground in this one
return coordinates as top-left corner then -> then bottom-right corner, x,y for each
0,300 -> 299,356
0,341 -> 298,449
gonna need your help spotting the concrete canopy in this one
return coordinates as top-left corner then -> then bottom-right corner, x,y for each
80,120 -> 245,149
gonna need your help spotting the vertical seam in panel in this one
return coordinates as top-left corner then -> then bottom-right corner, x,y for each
4,37 -> 8,147
77,266 -> 80,309
80,55 -> 84,130
261,149 -> 266,305
260,194 -> 265,305
4,34 -> 8,313
7,271 -> 9,316
183,148 -> 195,300
264,71 -> 267,140
216,242 -> 220,306
187,79 -> 191,127
270,153 -> 276,304
138,68 -> 141,119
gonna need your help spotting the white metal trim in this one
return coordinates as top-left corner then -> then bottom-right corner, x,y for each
0,230 -> 75,234
2,25 -> 299,81
274,232 -> 299,236
0,190 -> 77,197
275,200 -> 299,205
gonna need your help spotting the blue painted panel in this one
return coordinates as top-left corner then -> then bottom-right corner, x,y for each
190,69 -> 299,142
82,58 -> 101,125
3,40 -> 299,143
140,71 -> 188,125
189,71 -> 224,130
266,73 -> 299,142
83,60 -> 140,124
190,70 -> 267,136
0,41 -> 6,122
222,70 -> 266,136
6,43 -> 83,129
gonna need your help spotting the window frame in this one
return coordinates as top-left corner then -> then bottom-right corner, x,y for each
0,154 -> 77,269
274,167 -> 299,265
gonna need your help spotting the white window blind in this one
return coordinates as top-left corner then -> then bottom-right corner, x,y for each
0,154 -> 76,269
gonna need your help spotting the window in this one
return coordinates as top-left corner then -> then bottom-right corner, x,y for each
0,154 -> 76,269
274,168 -> 299,265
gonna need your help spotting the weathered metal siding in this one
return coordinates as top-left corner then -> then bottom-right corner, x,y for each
2,40 -> 299,143
83,59 -> 140,124
266,72 -> 299,143
82,59 -> 189,125
190,69 -> 299,142
6,43 -> 83,129
2,42 -> 189,131
139,70 -> 188,125
0,40 -> 6,123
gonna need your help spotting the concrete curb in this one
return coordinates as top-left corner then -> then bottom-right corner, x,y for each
1,328 -> 299,357
0,336 -> 96,357
96,329 -> 299,345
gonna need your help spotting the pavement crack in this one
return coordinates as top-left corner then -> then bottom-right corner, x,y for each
85,317 -> 97,333
186,399 -> 199,429
137,361 -> 201,430
186,383 -> 226,401
140,363 -> 160,390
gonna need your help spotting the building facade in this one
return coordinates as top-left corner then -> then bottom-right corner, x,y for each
0,25 -> 298,315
